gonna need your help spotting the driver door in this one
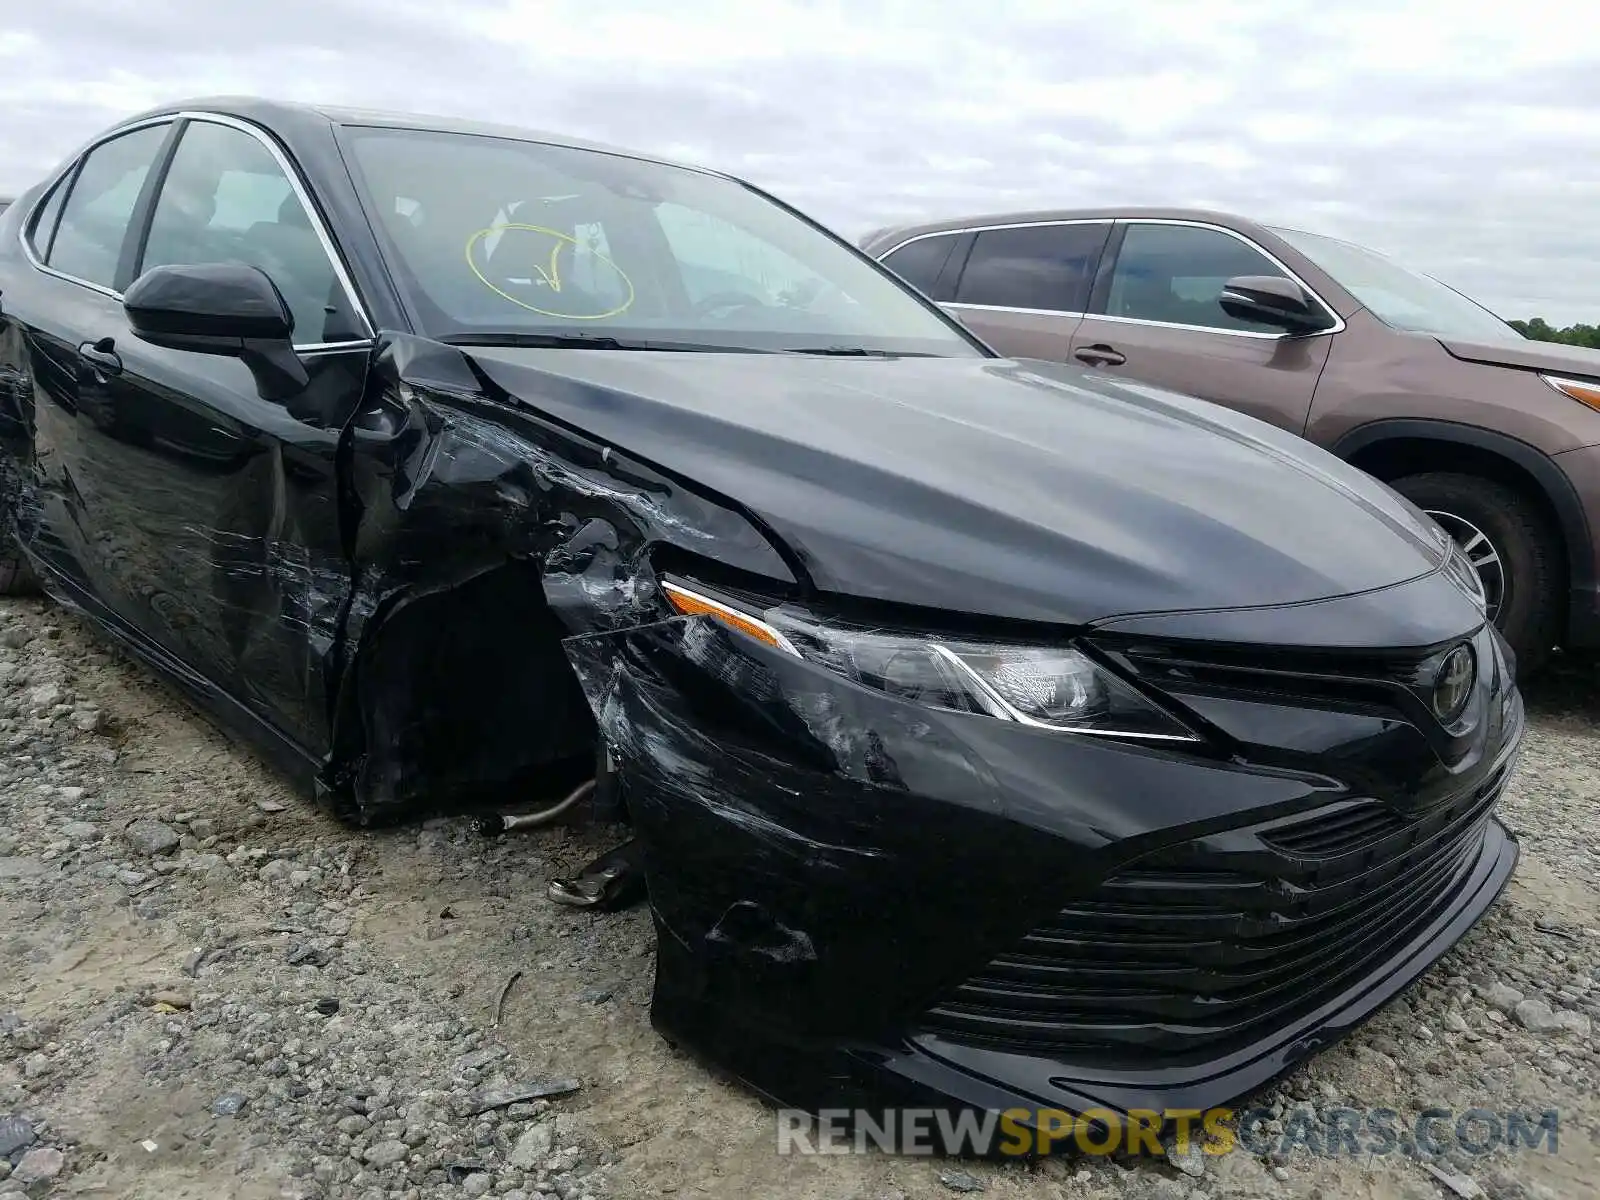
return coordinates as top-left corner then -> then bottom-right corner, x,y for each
1070,221 -> 1331,435
65,115 -> 371,757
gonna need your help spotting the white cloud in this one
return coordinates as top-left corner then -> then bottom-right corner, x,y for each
3,0 -> 1598,323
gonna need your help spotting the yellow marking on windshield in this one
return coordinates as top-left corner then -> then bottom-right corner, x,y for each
464,223 -> 635,320
531,240 -> 563,292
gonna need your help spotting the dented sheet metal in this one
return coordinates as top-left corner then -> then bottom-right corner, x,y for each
319,334 -> 798,823
554,610 -> 1449,1115
550,592 -> 1522,1128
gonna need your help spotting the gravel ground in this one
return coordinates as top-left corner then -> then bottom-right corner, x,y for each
1,594 -> 1597,1200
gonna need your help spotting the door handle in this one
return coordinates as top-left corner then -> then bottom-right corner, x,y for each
1073,344 -> 1126,367
78,337 -> 123,375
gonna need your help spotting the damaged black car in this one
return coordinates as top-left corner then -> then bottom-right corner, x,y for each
0,99 -> 1521,1133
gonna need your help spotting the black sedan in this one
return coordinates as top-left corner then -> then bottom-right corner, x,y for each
0,98 -> 1520,1138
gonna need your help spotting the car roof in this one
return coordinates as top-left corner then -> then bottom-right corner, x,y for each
867,206 -> 1274,250
109,95 -> 724,180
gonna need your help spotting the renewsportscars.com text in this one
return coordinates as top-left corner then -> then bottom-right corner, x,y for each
775,1106 -> 1561,1158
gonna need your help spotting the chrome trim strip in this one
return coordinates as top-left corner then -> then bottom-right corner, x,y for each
878,216 -> 1345,339
876,217 -> 1114,259
943,302 -> 1332,343
18,110 -> 376,348
298,339 -> 376,355
1079,312 -> 1300,341
945,302 -> 1086,320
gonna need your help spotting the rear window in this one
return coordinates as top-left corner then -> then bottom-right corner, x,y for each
47,124 -> 171,289
25,179 -> 68,260
880,233 -> 960,297
952,223 -> 1110,312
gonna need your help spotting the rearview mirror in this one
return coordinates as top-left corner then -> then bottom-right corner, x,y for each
1219,275 -> 1336,335
124,263 -> 309,400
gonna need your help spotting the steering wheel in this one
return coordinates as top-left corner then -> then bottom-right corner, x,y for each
692,290 -> 768,319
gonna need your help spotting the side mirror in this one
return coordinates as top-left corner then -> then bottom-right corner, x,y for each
123,263 -> 310,400
1219,275 -> 1336,335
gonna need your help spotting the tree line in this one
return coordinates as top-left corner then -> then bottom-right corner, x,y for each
1510,318 -> 1600,349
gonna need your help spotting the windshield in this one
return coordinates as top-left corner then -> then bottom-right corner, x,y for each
1271,226 -> 1523,343
341,126 -> 981,357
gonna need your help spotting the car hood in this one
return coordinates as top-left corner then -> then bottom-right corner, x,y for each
1439,334 -> 1600,378
461,348 -> 1449,626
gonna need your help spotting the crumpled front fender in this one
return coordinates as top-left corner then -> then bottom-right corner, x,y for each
323,333 -> 799,823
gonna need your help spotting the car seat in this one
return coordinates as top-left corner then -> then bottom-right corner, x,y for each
241,195 -> 339,342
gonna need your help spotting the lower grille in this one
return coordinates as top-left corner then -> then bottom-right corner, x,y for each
920,761 -> 1511,1065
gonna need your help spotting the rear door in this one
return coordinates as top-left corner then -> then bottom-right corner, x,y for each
1,121 -> 177,607
942,221 -> 1111,360
1070,220 -> 1337,434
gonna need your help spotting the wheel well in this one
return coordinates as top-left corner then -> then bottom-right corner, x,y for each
342,560 -> 598,823
1344,433 -> 1569,595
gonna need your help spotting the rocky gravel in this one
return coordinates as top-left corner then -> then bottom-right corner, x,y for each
1,594 -> 1598,1199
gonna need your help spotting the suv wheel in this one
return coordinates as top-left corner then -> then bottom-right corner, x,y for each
1389,472 -> 1558,674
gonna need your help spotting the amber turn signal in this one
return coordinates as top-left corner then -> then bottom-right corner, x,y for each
661,580 -> 798,655
1543,374 -> 1600,413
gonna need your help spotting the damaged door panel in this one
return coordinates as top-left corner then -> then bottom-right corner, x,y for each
99,342 -> 368,756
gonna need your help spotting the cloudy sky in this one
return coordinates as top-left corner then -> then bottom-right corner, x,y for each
3,0 -> 1597,324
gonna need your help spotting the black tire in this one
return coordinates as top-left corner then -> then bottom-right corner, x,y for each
1389,472 -> 1559,675
0,526 -> 38,597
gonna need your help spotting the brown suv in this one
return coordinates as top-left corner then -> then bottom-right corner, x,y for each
861,208 -> 1600,671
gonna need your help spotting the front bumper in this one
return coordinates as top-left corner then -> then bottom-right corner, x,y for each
846,811 -> 1516,1124
562,604 -> 1524,1131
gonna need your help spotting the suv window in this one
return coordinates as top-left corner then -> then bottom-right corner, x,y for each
1108,223 -> 1293,333
953,223 -> 1109,312
47,124 -> 170,289
141,121 -> 359,344
881,233 -> 960,296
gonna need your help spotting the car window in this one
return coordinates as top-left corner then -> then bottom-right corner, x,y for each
1107,223 -> 1291,333
952,223 -> 1109,312
141,120 -> 360,345
1271,225 -> 1521,342
46,124 -> 170,289
340,126 -> 981,357
880,233 -> 960,297
26,177 -> 70,262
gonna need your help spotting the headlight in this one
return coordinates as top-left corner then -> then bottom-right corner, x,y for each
662,580 -> 1199,743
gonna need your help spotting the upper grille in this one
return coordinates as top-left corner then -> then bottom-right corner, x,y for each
919,758 -> 1511,1066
